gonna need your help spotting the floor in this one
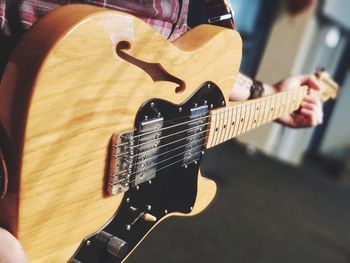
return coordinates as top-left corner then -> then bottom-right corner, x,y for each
127,141 -> 350,263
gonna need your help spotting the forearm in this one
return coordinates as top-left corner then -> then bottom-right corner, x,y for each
229,72 -> 276,101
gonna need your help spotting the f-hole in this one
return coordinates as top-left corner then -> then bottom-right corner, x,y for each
116,41 -> 186,94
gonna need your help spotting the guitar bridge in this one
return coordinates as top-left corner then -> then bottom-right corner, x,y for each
108,131 -> 135,196
108,117 -> 164,196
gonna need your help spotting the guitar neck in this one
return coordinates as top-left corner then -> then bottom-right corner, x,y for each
206,85 -> 308,149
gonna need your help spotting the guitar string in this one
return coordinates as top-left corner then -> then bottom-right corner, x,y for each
114,106 -> 280,184
114,105 -> 287,186
115,93 -> 298,188
116,89 -> 299,147
118,89 -> 302,154
113,145 -> 207,186
114,121 -> 209,158
113,91 -> 302,178
116,88 -> 303,147
113,132 -> 209,177
115,117 -> 269,185
114,127 -> 208,165
111,91 -> 304,186
120,148 -> 205,187
115,75 -> 330,186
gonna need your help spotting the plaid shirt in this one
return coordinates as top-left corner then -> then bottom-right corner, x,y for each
0,0 -> 189,40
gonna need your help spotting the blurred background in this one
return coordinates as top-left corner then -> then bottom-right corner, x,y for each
235,0 -> 350,180
127,0 -> 350,262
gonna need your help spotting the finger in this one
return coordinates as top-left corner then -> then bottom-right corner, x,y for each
300,109 -> 317,126
303,96 -> 323,111
301,101 -> 317,111
300,74 -> 320,91
300,108 -> 322,126
303,95 -> 318,104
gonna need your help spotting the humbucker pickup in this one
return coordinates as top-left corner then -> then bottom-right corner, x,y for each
183,105 -> 208,166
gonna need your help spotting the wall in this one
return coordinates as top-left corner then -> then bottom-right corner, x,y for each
237,5 -> 317,158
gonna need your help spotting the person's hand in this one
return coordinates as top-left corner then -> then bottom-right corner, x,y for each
0,227 -> 28,263
273,74 -> 323,128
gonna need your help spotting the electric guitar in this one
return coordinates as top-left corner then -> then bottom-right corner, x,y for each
0,5 -> 338,263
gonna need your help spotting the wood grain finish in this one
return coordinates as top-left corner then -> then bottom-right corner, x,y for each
0,5 -> 241,262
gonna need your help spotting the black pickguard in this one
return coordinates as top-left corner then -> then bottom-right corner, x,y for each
70,82 -> 225,263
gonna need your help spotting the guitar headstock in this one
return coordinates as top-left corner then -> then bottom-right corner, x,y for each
315,71 -> 339,102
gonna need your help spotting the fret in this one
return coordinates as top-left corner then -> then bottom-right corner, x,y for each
289,90 -> 296,112
239,103 -> 248,136
255,99 -> 265,129
215,108 -> 223,147
284,92 -> 291,115
277,92 -> 285,118
242,102 -> 253,135
222,107 -> 230,142
261,95 -> 271,125
250,101 -> 258,130
221,107 -> 230,143
228,106 -> 236,138
211,108 -> 220,147
207,110 -> 217,148
238,103 -> 249,137
289,90 -> 297,113
274,93 -> 280,119
250,100 -> 260,130
293,90 -> 300,111
279,92 -> 289,117
235,105 -> 242,137
272,93 -> 280,120
216,108 -> 225,146
231,105 -> 240,138
262,97 -> 270,124
268,94 -> 276,123
224,107 -> 232,141
272,94 -> 279,120
248,101 -> 258,131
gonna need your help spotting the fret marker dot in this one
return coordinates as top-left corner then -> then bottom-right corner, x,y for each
241,118 -> 244,122
223,125 -> 226,129
231,121 -> 235,126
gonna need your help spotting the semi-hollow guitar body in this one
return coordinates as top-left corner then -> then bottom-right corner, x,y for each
0,5 -> 242,263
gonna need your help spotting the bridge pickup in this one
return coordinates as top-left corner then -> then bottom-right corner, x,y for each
183,105 -> 208,166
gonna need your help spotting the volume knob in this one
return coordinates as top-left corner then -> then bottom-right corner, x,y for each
96,231 -> 128,258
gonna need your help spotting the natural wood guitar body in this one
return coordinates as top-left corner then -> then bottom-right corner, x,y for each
0,5 -> 242,262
